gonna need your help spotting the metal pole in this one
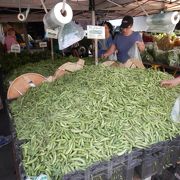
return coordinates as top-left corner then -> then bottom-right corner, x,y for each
50,39 -> 54,61
90,0 -> 98,65
23,23 -> 30,52
92,11 -> 98,65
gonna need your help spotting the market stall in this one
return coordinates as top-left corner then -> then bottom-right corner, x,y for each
3,57 -> 180,179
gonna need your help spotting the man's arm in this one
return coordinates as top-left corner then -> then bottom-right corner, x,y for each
136,32 -> 145,52
136,41 -> 145,52
102,44 -> 116,58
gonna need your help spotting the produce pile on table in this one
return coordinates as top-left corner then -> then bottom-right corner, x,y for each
0,50 -> 53,74
10,66 -> 180,179
4,56 -> 94,89
141,33 -> 180,66
153,33 -> 177,51
142,43 -> 180,66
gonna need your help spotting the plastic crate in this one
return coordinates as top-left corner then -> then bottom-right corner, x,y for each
111,150 -> 142,180
136,141 -> 168,179
7,103 -> 27,180
11,129 -> 27,180
63,170 -> 85,180
164,136 -> 180,167
6,94 -> 180,180
63,149 -> 142,180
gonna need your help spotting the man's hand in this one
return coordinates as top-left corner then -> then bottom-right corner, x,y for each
136,41 -> 145,52
101,53 -> 108,59
101,44 -> 116,59
160,78 -> 180,88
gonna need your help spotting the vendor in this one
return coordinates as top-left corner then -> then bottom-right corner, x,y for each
4,28 -> 19,53
21,33 -> 34,48
98,21 -> 116,60
161,76 -> 180,88
102,15 -> 145,63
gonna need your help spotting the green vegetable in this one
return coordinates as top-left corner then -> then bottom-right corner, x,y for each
4,56 -> 95,90
10,66 -> 180,179
141,50 -> 154,63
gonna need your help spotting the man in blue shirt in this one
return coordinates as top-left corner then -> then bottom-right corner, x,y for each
102,16 -> 145,63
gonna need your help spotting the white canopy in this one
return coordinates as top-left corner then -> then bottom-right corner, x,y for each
0,0 -> 179,22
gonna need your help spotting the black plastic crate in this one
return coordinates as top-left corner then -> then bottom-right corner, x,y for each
7,103 -> 27,180
63,149 -> 142,180
111,150 -> 142,180
136,141 -> 168,179
63,170 -> 85,180
164,136 -> 180,167
7,105 -> 180,180
11,130 -> 27,180
85,161 -> 109,180
6,95 -> 180,180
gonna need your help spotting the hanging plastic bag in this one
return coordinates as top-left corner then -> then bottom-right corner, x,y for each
109,52 -> 117,61
146,12 -> 180,34
171,96 -> 180,123
128,43 -> 142,61
58,21 -> 85,50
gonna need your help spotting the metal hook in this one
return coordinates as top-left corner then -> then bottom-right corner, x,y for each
62,0 -> 66,13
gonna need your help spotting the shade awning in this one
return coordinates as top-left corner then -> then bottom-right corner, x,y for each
0,0 -> 179,22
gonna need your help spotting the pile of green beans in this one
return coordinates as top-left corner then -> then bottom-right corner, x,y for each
5,56 -> 99,90
4,56 -> 77,88
10,66 -> 180,179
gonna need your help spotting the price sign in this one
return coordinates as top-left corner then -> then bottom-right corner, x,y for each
87,25 -> 105,39
39,42 -> 47,48
45,28 -> 58,39
11,44 -> 20,53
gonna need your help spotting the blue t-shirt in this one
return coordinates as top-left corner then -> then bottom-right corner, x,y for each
113,32 -> 142,63
98,35 -> 113,57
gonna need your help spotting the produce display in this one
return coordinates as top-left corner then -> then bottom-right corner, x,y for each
4,56 -> 94,89
142,42 -> 180,66
10,66 -> 180,179
153,33 -> 176,51
141,32 -> 180,66
5,60 -> 61,88
0,51 -> 53,75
